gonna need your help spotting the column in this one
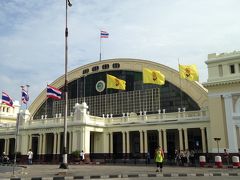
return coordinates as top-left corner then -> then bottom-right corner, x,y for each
4,139 -> 9,154
139,131 -> 143,153
223,94 -> 238,152
163,129 -> 167,152
69,131 -> 72,153
178,129 -> 183,150
103,132 -> 109,153
158,130 -> 163,148
6,139 -> 9,154
201,127 -> 206,153
143,130 -> 148,153
122,131 -> 125,154
71,131 -> 78,152
183,128 -> 188,150
126,131 -> 130,154
38,134 -> 42,155
42,133 -> 46,155
53,133 -> 57,155
28,134 -> 32,150
110,132 -> 113,154
57,132 -> 61,154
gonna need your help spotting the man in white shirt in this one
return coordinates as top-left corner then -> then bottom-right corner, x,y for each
80,150 -> 85,163
27,149 -> 33,165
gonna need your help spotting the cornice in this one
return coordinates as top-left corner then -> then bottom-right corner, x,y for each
203,79 -> 240,87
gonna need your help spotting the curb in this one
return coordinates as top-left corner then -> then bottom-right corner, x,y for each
5,172 -> 240,180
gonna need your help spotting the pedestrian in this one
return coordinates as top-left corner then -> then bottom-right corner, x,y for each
27,149 -> 33,165
80,150 -> 85,163
223,149 -> 229,165
1,152 -> 9,164
146,152 -> 150,164
154,146 -> 164,172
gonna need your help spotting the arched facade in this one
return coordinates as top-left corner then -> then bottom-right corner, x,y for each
3,56 -> 240,164
29,59 -> 208,119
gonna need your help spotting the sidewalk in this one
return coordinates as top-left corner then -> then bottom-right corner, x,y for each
1,164 -> 240,179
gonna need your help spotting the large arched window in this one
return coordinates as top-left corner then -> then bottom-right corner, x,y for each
33,70 -> 200,119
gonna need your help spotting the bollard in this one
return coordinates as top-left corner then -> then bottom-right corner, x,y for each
215,156 -> 222,168
199,156 -> 206,167
232,156 -> 240,167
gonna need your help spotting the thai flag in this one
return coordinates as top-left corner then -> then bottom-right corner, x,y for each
2,92 -> 14,107
100,31 -> 109,38
47,85 -> 62,100
22,88 -> 29,104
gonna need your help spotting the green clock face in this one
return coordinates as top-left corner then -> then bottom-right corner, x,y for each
96,80 -> 105,92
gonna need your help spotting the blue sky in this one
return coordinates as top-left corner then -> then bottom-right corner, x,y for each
1,0 -> 240,104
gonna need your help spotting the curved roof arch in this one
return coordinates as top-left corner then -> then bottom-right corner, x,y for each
29,58 -> 208,117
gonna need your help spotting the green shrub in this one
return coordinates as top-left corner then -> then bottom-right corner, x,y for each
71,150 -> 80,158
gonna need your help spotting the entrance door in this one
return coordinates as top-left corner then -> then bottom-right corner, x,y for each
148,130 -> 158,158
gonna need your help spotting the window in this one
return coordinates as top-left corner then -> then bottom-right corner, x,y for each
83,69 -> 89,74
218,64 -> 223,77
112,63 -> 120,68
102,64 -> 109,69
92,66 -> 99,71
230,64 -> 235,74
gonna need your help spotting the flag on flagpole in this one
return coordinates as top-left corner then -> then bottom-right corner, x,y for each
100,31 -> 109,38
143,68 -> 165,85
47,85 -> 62,100
2,92 -> 14,107
21,88 -> 29,104
107,74 -> 126,90
179,64 -> 199,81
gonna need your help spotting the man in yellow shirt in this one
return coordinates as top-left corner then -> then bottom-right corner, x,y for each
154,146 -> 164,172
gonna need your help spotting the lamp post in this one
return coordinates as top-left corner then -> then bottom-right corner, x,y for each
214,137 -> 221,155
59,0 -> 72,169
12,85 -> 25,176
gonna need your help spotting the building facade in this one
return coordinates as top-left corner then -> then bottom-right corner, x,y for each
0,52 -> 239,163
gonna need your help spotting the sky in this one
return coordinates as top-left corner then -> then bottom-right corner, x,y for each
0,0 -> 240,105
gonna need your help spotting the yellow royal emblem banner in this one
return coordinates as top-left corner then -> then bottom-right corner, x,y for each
179,64 -> 199,81
107,74 -> 126,90
143,68 -> 165,85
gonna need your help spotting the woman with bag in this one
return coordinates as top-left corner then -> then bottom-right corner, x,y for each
154,146 -> 164,172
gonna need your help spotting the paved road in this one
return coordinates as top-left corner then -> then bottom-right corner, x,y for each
118,177 -> 240,180
0,165 -> 20,174
0,164 -> 239,179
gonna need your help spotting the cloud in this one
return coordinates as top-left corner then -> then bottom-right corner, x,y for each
0,0 -> 240,103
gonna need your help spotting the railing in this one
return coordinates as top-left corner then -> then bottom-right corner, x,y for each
0,109 -> 209,133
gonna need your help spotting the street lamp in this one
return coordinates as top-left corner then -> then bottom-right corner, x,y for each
59,0 -> 72,169
214,137 -> 221,155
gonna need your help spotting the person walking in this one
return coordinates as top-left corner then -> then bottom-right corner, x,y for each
154,146 -> 164,172
27,149 -> 33,165
80,150 -> 85,163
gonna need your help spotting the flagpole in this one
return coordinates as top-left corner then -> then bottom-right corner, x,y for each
99,31 -> 102,61
60,0 -> 72,169
26,85 -> 30,109
83,75 -> 86,103
76,78 -> 79,103
178,59 -> 183,110
158,88 -> 161,111
12,86 -> 24,177
45,84 -> 48,117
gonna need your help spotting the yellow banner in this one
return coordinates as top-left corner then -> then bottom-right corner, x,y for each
179,64 -> 199,81
107,74 -> 126,90
143,68 -> 165,85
